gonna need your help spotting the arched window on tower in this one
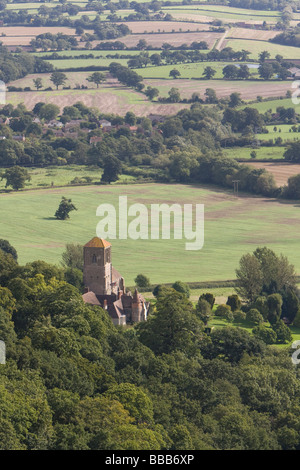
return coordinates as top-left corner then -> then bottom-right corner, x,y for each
92,254 -> 97,264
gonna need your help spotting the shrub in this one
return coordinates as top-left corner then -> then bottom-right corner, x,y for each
246,308 -> 264,325
199,292 -> 215,308
172,281 -> 190,298
252,325 -> 277,345
233,310 -> 246,322
196,299 -> 212,325
226,294 -> 241,312
215,304 -> 231,318
272,320 -> 292,344
134,274 -> 151,289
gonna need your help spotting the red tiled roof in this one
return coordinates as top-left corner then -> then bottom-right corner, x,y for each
84,237 -> 111,248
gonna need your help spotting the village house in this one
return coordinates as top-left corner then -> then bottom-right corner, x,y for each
99,119 -> 112,129
82,237 -> 149,326
47,120 -> 64,129
289,67 -> 300,79
89,136 -> 103,145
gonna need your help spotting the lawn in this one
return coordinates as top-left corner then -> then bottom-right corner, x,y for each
2,183 -> 300,285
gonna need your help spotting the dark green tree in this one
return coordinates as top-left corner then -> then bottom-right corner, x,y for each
1,166 -> 31,190
54,197 -> 77,220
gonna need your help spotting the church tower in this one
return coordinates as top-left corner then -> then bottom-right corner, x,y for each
83,237 -> 112,295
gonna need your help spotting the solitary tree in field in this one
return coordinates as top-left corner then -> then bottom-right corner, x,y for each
55,197 -> 77,220
33,77 -> 43,91
1,166 -> 31,190
87,72 -> 106,88
169,69 -> 181,79
50,71 -> 67,90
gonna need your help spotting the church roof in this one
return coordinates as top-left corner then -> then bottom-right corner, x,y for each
84,237 -> 111,248
82,291 -> 101,306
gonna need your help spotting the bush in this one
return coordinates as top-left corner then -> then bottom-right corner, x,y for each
252,325 -> 277,345
134,274 -> 151,289
195,299 -> 212,325
253,296 -> 269,321
172,281 -> 190,298
272,320 -> 292,344
224,310 -> 234,323
233,310 -> 246,322
215,304 -> 231,318
226,294 -> 241,312
246,309 -> 264,325
199,292 -> 215,308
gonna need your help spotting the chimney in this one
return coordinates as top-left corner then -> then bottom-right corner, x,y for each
84,287 -> 89,294
103,299 -> 108,309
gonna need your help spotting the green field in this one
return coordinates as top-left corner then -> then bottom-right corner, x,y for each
164,4 -> 281,18
47,58 -> 130,69
223,146 -> 286,160
2,183 -> 300,285
0,166 -> 135,191
256,124 -> 300,142
162,6 -> 279,23
225,39 -> 300,60
33,50 -> 154,58
247,98 -> 300,113
133,61 -> 258,79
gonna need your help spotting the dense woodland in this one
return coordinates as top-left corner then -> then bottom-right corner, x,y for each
1,241 -> 300,450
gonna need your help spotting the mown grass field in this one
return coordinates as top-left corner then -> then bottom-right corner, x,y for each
224,39 -> 300,60
256,124 -> 300,142
223,146 -> 285,161
2,183 -> 300,285
162,6 -> 280,23
133,61 -> 259,79
247,98 -> 300,113
0,165 -> 135,191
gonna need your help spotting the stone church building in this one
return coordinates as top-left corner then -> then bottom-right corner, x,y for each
82,237 -> 149,325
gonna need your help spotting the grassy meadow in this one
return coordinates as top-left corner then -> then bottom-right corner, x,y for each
2,183 -> 300,285
225,39 -> 300,60
223,146 -> 286,160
